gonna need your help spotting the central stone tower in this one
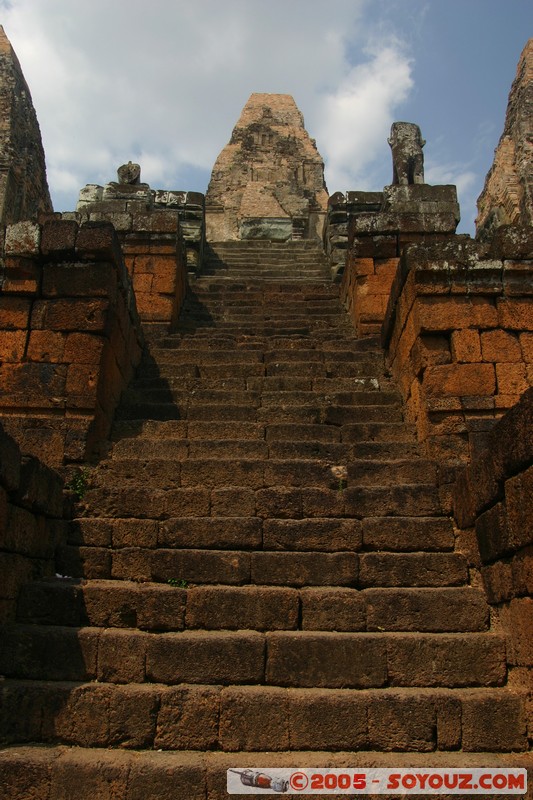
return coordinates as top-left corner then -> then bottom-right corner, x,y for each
205,93 -> 328,242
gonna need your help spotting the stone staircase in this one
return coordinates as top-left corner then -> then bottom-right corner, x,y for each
0,241 -> 530,798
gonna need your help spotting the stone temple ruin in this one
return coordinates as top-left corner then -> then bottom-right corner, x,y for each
0,24 -> 532,798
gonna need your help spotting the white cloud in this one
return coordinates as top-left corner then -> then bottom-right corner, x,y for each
1,0 -> 388,209
315,41 -> 414,192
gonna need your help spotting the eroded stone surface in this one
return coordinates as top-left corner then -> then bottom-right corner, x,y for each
476,39 -> 533,237
206,93 -> 328,241
0,26 -> 52,224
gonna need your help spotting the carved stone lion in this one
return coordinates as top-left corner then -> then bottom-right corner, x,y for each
388,122 -> 426,186
117,161 -> 141,185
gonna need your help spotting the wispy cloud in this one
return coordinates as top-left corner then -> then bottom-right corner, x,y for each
316,41 -> 414,192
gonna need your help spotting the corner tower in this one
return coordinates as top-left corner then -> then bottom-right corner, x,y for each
205,93 -> 328,242
0,25 -> 53,224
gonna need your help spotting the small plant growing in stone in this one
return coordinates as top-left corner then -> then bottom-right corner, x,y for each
168,578 -> 189,589
330,465 -> 348,492
66,468 -> 90,499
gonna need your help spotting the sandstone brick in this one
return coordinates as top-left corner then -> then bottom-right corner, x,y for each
5,220 -> 40,255
0,625 -> 98,681
220,686 -> 289,751
461,691 -> 528,751
476,502 -> 510,562
146,630 -> 265,684
266,632 -> 387,688
481,329 -> 522,362
49,749 -> 130,800
42,261 -> 117,298
505,466 -> 533,552
424,363 -> 496,396
499,597 -> 533,667
359,553 -> 467,587
97,628 -> 147,683
75,221 -> 122,264
151,548 -> 250,585
416,296 -> 498,332
26,330 -> 65,363
111,547 -> 152,582
450,329 -> 481,362
0,745 -> 52,799
367,692 -> 436,751
31,298 -> 110,332
251,551 -> 358,587
41,219 -> 78,257
362,516 -> 454,551
155,685 -> 220,750
352,257 -> 374,276
263,518 -> 362,551
495,362 -> 528,395
63,332 -> 106,364
497,298 -> 533,330
127,752 -> 205,800
0,362 -> 67,400
158,517 -> 261,549
186,586 -> 298,630
66,364 -> 99,403
0,330 -> 27,361
0,296 -> 31,329
519,332 -> 533,362
300,587 -> 366,631
1,256 -> 42,295
288,688 -> 367,750
386,634 -> 506,687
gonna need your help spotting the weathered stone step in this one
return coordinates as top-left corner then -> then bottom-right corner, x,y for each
18,581 -> 489,633
348,459 -> 437,486
121,388 -> 399,409
59,541 -> 467,587
146,348 -> 378,367
129,376 -> 386,395
158,336 -> 381,353
2,683 -> 526,756
137,360 -> 385,382
2,746 -> 531,800
94,457 -> 436,491
116,401 -> 403,425
73,482 -> 442,522
0,626 -> 507,687
69,515 -> 455,552
101,446 -> 428,481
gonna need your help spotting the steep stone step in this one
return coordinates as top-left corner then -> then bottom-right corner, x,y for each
1,683 -> 527,755
0,626 -> 507,688
92,457 -> 438,491
0,625 -> 506,689
18,581 -> 489,633
67,515 -> 455,553
1,746 -> 531,800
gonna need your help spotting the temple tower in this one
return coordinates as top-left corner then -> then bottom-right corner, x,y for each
0,26 -> 52,224
205,93 -> 328,242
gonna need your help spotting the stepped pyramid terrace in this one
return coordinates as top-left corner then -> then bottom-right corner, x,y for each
0,25 -> 531,799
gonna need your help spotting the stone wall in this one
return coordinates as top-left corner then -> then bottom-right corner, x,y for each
381,228 -> 533,464
453,388 -> 532,702
337,185 -> 459,334
75,180 -> 198,327
0,26 -> 52,225
0,422 -> 66,623
0,219 -> 143,467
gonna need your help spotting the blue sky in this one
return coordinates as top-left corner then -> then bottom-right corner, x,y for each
1,0 -> 531,233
